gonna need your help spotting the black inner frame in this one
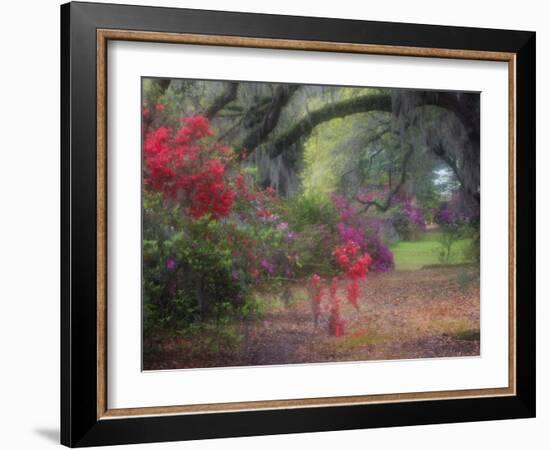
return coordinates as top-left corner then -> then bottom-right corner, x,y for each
61,2 -> 535,447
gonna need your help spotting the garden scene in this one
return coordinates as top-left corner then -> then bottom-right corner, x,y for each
142,78 -> 480,370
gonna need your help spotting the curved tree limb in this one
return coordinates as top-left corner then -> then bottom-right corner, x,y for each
156,78 -> 171,94
269,94 -> 392,157
205,82 -> 239,119
356,145 -> 415,213
425,92 -> 480,144
241,84 -> 300,152
339,128 -> 391,182
230,87 -> 478,206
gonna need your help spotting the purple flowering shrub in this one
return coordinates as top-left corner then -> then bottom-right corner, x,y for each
337,222 -> 366,249
331,194 -> 395,272
402,200 -> 426,229
365,234 -> 395,272
389,198 -> 426,241
434,192 -> 479,227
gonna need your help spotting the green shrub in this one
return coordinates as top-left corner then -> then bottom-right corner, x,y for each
290,224 -> 340,277
390,207 -> 419,241
143,211 -> 251,334
286,193 -> 338,231
463,224 -> 480,264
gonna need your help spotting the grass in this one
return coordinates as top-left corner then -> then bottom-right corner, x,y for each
333,330 -> 388,350
454,329 -> 481,341
391,230 -> 472,271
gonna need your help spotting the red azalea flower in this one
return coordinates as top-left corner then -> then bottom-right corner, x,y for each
143,115 -> 237,219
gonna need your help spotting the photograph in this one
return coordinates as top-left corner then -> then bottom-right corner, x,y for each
141,78 -> 481,370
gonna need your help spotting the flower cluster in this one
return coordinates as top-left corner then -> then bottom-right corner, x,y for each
336,222 -> 366,249
144,115 -> 236,219
401,200 -> 426,229
331,193 -> 394,272
331,193 -> 355,221
334,240 -> 372,309
367,235 -> 394,272
356,187 -> 387,204
306,241 -> 372,337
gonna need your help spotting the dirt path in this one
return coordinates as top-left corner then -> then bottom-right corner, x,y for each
144,267 -> 480,370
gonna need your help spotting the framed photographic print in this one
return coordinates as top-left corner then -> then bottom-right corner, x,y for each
61,1 -> 536,447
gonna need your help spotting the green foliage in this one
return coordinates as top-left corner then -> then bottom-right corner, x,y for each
437,223 -> 479,265
437,227 -> 462,263
301,117 -> 352,196
286,193 -> 338,231
453,224 -> 480,293
281,193 -> 340,277
389,206 -> 419,241
411,173 -> 441,217
142,195 -> 253,335
463,224 -> 480,264
454,329 -> 480,341
291,224 -> 341,277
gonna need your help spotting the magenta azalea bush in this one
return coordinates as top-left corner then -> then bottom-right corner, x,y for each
331,194 -> 395,272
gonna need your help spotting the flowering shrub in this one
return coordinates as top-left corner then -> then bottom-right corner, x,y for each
231,175 -> 301,283
306,241 -> 372,337
355,186 -> 391,204
402,200 -> 426,229
434,192 -> 479,227
289,224 -> 340,278
269,191 -> 337,278
142,212 -> 244,331
388,198 -> 426,241
334,240 -> 372,309
336,222 -> 366,249
332,193 -> 355,221
287,193 -> 339,231
365,234 -> 394,272
144,115 -> 235,219
141,115 -> 287,331
331,193 -> 394,272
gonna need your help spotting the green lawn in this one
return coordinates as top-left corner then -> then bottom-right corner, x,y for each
390,230 -> 471,271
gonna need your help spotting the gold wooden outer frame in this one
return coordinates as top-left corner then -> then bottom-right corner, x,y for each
96,29 -> 517,420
